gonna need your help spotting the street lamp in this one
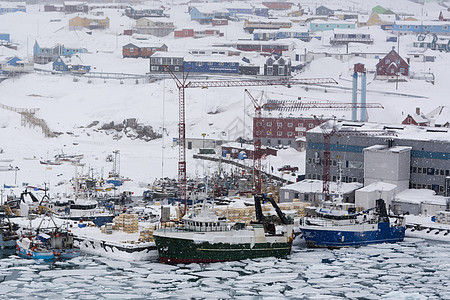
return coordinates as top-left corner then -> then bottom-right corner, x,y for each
202,133 -> 206,148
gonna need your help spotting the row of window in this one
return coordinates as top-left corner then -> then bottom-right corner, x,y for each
191,51 -> 226,55
411,167 -> 450,176
305,173 -> 363,183
256,122 -> 315,128
313,24 -> 353,28
258,130 -> 297,137
411,183 -> 445,193
150,57 -> 183,65
192,62 -> 235,66
150,66 -> 180,71
397,25 -> 448,30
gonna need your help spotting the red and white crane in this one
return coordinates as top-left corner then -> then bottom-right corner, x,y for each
164,67 -> 338,214
245,89 -> 385,195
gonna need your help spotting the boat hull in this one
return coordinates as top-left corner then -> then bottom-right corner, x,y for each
300,222 -> 405,248
153,231 -> 293,264
54,248 -> 81,259
16,244 -> 55,260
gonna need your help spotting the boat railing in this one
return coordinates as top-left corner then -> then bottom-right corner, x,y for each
156,222 -> 230,232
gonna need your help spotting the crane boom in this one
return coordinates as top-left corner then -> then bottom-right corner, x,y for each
186,78 -> 338,88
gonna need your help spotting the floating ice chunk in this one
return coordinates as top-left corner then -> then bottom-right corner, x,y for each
241,272 -> 298,282
146,273 -> 196,281
190,270 -> 239,278
39,269 -> 109,277
0,285 -> 17,293
383,291 -> 427,300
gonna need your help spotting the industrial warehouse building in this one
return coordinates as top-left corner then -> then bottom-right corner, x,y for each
305,120 -> 450,198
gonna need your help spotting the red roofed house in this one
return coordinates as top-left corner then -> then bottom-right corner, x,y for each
375,48 -> 409,80
401,107 -> 430,126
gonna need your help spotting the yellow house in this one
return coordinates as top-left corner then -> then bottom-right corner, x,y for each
288,10 -> 303,17
69,16 -> 110,30
366,12 -> 395,27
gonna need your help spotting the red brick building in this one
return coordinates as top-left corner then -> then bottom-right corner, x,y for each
376,48 -> 409,80
254,117 -> 326,150
122,43 -> 167,58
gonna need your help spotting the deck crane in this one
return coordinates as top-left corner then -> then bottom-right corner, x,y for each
245,89 -> 385,195
314,118 -> 397,201
164,66 -> 338,214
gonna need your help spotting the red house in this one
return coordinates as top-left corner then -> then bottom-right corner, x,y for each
212,19 -> 228,26
439,10 -> 450,21
402,108 -> 429,126
122,43 -> 168,58
375,48 -> 409,80
174,29 -> 194,38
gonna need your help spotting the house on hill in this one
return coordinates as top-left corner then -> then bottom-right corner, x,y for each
262,1 -> 293,11
134,17 -> 175,37
69,16 -> 110,30
426,106 -> 450,127
315,5 -> 334,16
375,48 -> 409,80
402,108 -> 430,126
64,1 -> 88,14
189,6 -> 230,24
122,43 -> 167,58
0,3 -> 26,14
366,12 -> 396,30
33,41 -> 87,64
372,5 -> 395,15
52,56 -> 90,73
264,56 -> 291,76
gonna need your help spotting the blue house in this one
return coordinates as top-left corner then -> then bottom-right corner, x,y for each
393,21 -> 450,35
0,56 -> 21,69
254,28 -> 311,41
189,6 -> 230,24
226,7 -> 253,16
254,6 -> 269,17
0,33 -> 10,43
33,41 -> 87,64
0,4 -> 26,14
52,56 -> 90,73
183,55 -> 240,74
310,20 -> 356,31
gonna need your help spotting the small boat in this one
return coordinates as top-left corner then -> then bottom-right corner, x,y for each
36,229 -> 80,259
0,215 -> 19,249
16,235 -> 55,260
153,194 -> 294,264
299,199 -> 405,248
40,159 -> 62,165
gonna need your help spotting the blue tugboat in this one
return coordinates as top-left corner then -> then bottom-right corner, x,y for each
299,199 -> 405,248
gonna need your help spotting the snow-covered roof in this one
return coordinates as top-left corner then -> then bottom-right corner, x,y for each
357,181 -> 397,193
407,113 -> 429,124
308,120 -> 450,142
395,20 -> 450,26
358,15 -> 371,23
0,2 -> 25,8
333,28 -> 370,34
191,4 -> 229,14
184,54 -> 242,63
281,179 -> 362,195
150,51 -> 188,58
378,14 -> 396,23
64,1 -> 86,6
310,19 -> 356,25
364,144 -> 412,153
395,189 -> 448,206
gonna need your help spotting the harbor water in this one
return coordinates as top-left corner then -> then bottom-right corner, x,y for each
0,237 -> 449,299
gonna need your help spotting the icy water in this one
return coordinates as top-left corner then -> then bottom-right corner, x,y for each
0,238 -> 449,299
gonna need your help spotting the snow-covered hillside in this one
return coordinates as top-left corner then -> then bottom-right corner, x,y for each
1,0 -> 450,194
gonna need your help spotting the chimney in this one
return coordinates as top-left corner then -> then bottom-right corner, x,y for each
416,107 -> 420,115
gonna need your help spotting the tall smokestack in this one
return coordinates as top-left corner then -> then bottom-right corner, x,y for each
352,72 -> 358,122
360,71 -> 367,122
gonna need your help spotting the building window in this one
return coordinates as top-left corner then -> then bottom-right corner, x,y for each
412,167 -> 417,173
287,132 -> 293,137
277,123 -> 282,127
277,139 -> 281,144
150,66 -> 159,71
298,123 -> 303,127
308,123 -> 314,128
267,67 -> 273,75
267,122 -> 272,126
197,62 -> 203,66
418,167 -> 422,174
174,66 -> 180,71
288,123 -> 293,127
444,26 -> 448,30
277,131 -> 282,136
130,48 -> 134,52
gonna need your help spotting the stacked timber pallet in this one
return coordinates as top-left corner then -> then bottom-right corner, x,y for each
113,213 -> 139,233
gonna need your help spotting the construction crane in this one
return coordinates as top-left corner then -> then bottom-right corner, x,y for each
314,118 -> 397,201
164,67 -> 338,214
245,89 -> 385,195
